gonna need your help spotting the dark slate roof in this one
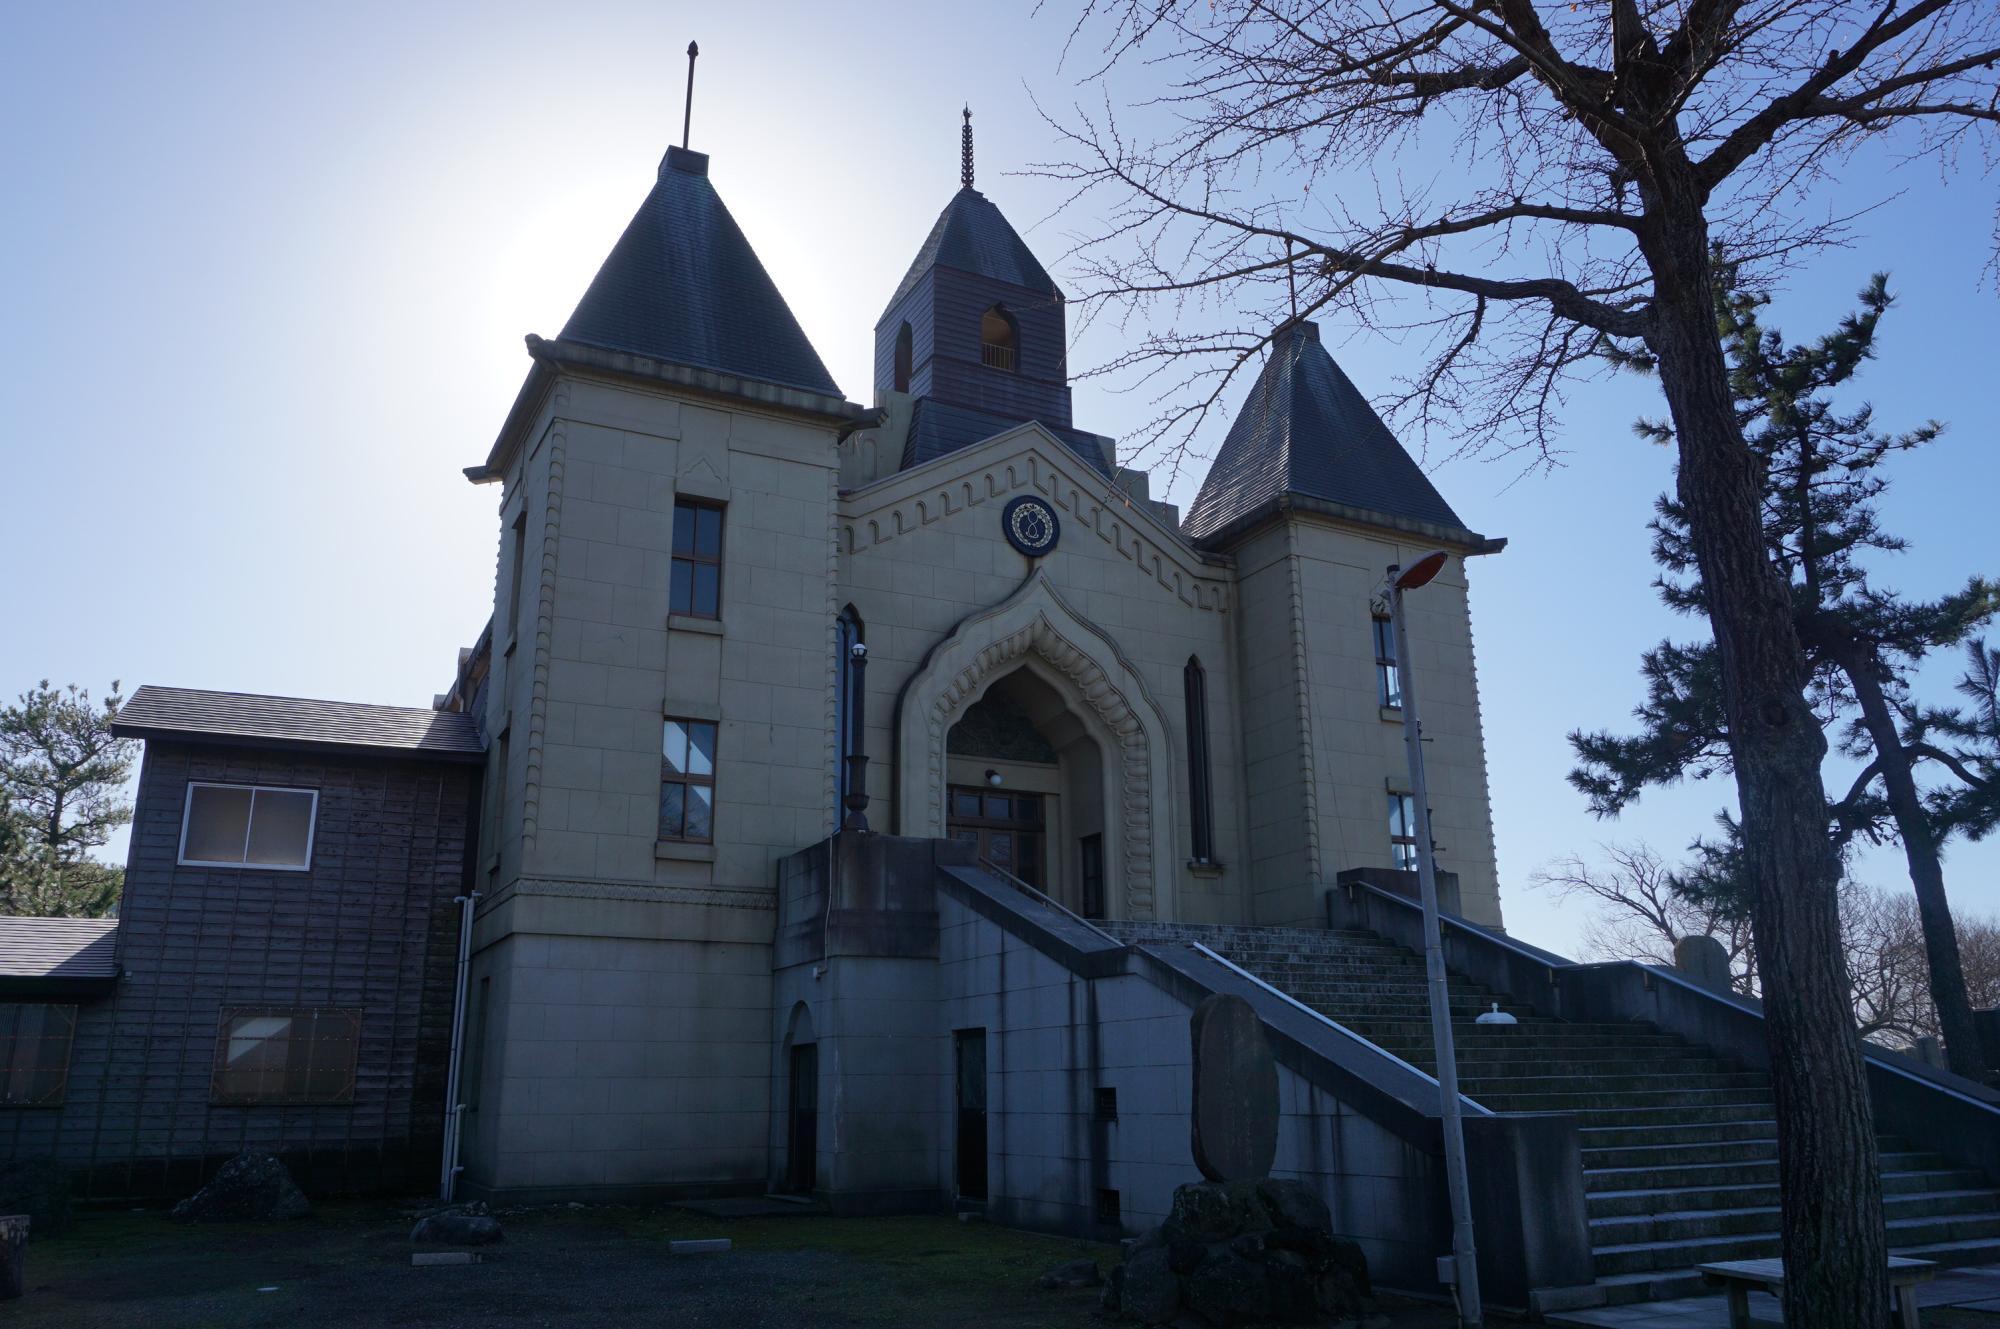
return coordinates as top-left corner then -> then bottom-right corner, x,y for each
560,146 -> 841,398
1183,320 -> 1473,546
880,188 -> 1060,325
114,686 -> 485,762
0,918 -> 118,980
901,398 -> 1113,477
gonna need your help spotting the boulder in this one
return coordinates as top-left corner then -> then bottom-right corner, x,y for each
1036,1257 -> 1101,1290
1111,1180 -> 1371,1326
411,1210 -> 504,1246
0,1160 -> 69,1239
1122,1246 -> 1181,1325
170,1152 -> 309,1223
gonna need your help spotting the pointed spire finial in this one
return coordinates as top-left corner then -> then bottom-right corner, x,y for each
961,105 -> 975,190
682,41 -> 700,150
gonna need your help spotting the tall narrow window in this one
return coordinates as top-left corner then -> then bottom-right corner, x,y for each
1388,791 -> 1420,871
670,499 -> 724,619
893,322 -> 913,392
1184,657 -> 1215,865
1373,616 -> 1401,709
0,1003 -> 77,1106
835,606 -> 865,812
980,305 -> 1017,371
507,510 -> 529,639
661,717 -> 718,843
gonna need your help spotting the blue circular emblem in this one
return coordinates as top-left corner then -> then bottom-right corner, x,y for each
1002,495 -> 1060,558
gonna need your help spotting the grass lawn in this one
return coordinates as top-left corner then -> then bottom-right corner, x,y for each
6,1200 -> 1471,1328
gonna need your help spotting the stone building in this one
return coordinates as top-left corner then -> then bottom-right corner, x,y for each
20,111 -> 1984,1316
446,122 -> 1504,1210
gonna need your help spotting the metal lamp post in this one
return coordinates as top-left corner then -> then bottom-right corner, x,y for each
1386,550 -> 1482,1329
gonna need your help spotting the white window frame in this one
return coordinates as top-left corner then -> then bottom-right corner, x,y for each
177,781 -> 319,871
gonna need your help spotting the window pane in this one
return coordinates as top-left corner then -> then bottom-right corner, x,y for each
184,786 -> 253,863
685,785 -> 714,842
686,722 -> 716,777
692,564 -> 719,617
660,782 -> 686,838
672,503 -> 697,556
245,790 -> 314,867
695,505 -> 722,557
952,790 -> 980,819
0,1004 -> 76,1106
663,721 -> 690,773
1374,617 -> 1396,662
670,560 -> 694,615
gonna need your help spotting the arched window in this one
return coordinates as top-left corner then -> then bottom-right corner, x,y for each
836,606 -> 866,812
893,322 -> 913,392
980,305 -> 1017,372
1184,656 -> 1215,865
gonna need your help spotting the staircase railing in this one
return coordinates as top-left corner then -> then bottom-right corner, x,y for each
1328,876 -> 2000,1183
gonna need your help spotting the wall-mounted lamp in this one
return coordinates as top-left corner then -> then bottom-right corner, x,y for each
984,769 -> 1003,787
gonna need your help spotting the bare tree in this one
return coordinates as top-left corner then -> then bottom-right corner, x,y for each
1532,844 -> 1756,990
1043,2 -> 1998,1315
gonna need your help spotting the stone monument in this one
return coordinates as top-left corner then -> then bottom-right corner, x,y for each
0,1215 -> 25,1301
1102,993 -> 1370,1326
1673,934 -> 1733,993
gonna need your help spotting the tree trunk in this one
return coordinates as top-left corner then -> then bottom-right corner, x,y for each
1841,647 -> 1989,1079
1640,196 -> 1888,1325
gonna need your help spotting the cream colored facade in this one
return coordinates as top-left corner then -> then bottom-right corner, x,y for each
450,139 -> 1503,1202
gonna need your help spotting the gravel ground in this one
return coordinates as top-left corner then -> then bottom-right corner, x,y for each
9,1201 -> 1466,1329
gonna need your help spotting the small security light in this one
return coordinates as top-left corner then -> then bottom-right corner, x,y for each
984,769 -> 1003,787
1392,550 -> 1450,591
849,641 -> 868,660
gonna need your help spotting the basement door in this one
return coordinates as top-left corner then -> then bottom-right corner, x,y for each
954,1029 -> 988,1202
787,1042 -> 817,1193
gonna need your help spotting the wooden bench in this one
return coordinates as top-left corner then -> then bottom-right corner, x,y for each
1698,1256 -> 1937,1329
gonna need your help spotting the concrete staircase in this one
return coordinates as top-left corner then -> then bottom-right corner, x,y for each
1107,920 -> 2000,1307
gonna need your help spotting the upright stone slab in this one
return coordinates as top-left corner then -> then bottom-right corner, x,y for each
1673,934 -> 1732,994
1190,993 -> 1278,1183
0,1215 -> 26,1301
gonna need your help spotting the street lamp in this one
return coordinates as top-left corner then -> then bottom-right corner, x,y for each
1385,550 -> 1482,1329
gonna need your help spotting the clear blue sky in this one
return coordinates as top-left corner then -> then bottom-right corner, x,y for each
4,2 -> 1995,957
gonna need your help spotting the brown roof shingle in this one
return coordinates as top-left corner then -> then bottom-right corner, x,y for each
113,685 -> 484,762
0,917 -> 118,979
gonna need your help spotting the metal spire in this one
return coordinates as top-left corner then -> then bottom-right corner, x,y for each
961,105 -> 974,190
682,41 -> 700,150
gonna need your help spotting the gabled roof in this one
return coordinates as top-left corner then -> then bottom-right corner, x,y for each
0,917 -> 117,981
1183,319 -> 1484,548
560,146 -> 841,398
114,686 -> 485,763
879,187 -> 1060,326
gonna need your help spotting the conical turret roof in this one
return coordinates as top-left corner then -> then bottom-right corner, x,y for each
1183,320 -> 1472,546
561,147 -> 840,397
877,187 -> 1060,327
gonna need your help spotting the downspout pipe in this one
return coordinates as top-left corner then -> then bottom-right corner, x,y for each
439,889 -> 481,1202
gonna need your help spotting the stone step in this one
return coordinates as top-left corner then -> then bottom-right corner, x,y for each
1590,1185 -> 2000,1225
1480,1086 -> 1773,1112
1596,1210 -> 2000,1279
1582,1137 -> 1782,1171
1565,1102 -> 1781,1130
1580,1118 -> 1778,1150
1455,1072 -> 1769,1096
1591,1190 -> 2000,1248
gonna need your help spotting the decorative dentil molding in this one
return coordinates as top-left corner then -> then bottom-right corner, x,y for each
841,443 -> 1230,614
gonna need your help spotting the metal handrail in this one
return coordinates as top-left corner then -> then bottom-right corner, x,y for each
973,856 -> 1122,947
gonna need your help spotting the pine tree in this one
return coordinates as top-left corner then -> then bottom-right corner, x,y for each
0,682 -> 136,918
1572,271 -> 1999,1080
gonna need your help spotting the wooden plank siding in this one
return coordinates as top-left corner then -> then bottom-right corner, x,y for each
0,740 -> 476,1200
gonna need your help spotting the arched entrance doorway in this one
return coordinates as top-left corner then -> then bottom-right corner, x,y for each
944,667 -> 1108,916
896,574 -> 1177,920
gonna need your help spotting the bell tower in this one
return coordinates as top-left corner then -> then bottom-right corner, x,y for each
874,109 -> 1106,471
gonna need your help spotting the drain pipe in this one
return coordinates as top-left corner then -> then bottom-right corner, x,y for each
438,889 -> 481,1202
